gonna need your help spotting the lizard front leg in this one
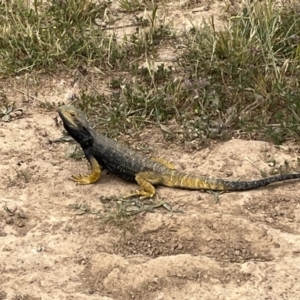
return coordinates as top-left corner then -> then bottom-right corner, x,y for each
71,156 -> 101,184
125,171 -> 163,199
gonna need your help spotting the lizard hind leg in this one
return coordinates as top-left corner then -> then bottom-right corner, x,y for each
151,157 -> 176,170
71,156 -> 101,184
124,171 -> 163,199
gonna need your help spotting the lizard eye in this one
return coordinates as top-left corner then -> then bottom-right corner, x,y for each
70,112 -> 76,117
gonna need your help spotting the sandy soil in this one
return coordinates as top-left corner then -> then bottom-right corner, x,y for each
1,85 -> 300,300
1,1 -> 300,300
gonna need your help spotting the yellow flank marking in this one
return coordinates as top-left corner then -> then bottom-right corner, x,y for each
162,173 -> 228,191
71,156 -> 101,184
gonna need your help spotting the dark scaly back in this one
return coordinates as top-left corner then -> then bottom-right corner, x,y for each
88,129 -> 170,181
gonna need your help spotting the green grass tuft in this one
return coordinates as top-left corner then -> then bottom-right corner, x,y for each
179,0 -> 300,143
1,0 -> 300,145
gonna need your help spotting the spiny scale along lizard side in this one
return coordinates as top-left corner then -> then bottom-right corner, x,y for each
58,105 -> 300,199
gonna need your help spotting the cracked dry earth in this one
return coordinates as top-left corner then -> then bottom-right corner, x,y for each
1,96 -> 300,300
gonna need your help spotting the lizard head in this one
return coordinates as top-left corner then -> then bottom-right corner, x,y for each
57,105 -> 93,147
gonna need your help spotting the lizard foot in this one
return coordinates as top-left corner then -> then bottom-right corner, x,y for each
124,190 -> 155,200
70,156 -> 101,185
71,173 -> 97,184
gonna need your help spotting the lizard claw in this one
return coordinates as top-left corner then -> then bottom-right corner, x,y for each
123,190 -> 140,199
71,173 -> 93,185
123,190 -> 154,200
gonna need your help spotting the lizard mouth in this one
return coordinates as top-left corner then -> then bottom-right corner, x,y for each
57,109 -> 93,147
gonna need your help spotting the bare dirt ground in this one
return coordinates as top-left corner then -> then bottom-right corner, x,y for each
1,1 -> 300,300
1,81 -> 300,300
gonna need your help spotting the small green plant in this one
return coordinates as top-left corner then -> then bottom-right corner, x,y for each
118,0 -> 145,12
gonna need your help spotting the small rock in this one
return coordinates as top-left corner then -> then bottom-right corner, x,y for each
265,217 -> 274,224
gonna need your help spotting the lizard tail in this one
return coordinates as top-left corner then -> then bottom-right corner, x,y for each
223,173 -> 300,191
161,172 -> 300,191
